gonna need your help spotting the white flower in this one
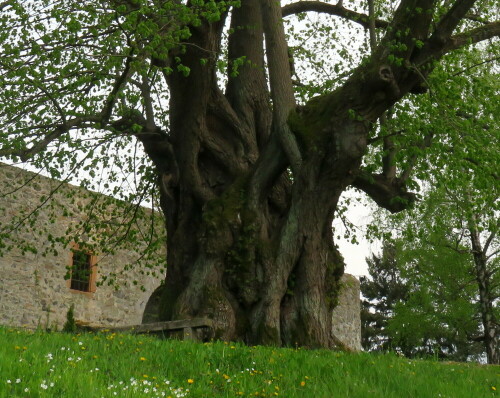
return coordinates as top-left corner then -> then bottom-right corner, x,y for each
50,382 -> 54,387
16,379 -> 21,383
6,380 -> 11,384
24,388 -> 29,392
40,383 -> 48,390
78,342 -> 83,345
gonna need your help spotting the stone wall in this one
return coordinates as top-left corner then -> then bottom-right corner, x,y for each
332,274 -> 362,351
0,163 -> 361,350
0,163 -> 164,330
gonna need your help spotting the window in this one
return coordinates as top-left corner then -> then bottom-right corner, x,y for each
68,247 -> 97,293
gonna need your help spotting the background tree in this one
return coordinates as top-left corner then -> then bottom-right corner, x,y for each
360,241 -> 409,353
362,237 -> 487,362
383,185 -> 499,363
366,45 -> 499,362
0,1 -> 499,347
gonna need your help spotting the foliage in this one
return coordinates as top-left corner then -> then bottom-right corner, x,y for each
62,304 -> 77,334
360,28 -> 499,361
0,327 -> 499,397
362,238 -> 486,361
366,164 -> 499,362
360,241 -> 409,354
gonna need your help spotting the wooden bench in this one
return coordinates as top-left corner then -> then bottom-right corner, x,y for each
78,318 -> 213,341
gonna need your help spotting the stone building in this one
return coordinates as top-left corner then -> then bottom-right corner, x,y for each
0,162 -> 361,350
0,162 -> 164,330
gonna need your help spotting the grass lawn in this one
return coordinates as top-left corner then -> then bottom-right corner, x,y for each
0,327 -> 498,397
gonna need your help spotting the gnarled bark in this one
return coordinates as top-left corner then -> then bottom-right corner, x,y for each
128,0 -> 495,348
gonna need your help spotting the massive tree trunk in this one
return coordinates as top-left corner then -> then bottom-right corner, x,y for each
131,0 -> 486,347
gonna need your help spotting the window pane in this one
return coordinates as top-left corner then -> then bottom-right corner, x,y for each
70,250 -> 92,292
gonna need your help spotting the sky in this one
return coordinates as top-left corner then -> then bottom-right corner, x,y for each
335,195 -> 378,278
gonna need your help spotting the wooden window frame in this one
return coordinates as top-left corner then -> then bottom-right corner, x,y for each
67,244 -> 97,296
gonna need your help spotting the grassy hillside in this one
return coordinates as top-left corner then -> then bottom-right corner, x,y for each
0,327 -> 498,397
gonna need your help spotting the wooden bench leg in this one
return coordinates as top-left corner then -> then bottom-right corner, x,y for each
183,327 -> 195,340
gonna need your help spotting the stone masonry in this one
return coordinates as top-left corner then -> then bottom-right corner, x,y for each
332,274 -> 362,351
0,163 -> 361,350
0,163 -> 164,330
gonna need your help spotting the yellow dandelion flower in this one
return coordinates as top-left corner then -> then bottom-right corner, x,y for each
492,386 -> 496,391
187,379 -> 194,384
143,375 -> 149,378
300,381 -> 306,387
140,357 -> 147,361
223,374 -> 230,380
14,346 -> 20,350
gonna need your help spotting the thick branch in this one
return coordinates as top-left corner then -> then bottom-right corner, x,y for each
352,171 -> 416,213
432,0 -> 478,43
260,0 -> 302,174
443,21 -> 500,54
282,1 -> 389,29
414,21 -> 500,66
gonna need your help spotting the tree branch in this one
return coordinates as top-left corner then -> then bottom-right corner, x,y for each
483,223 -> 499,257
282,1 -> 389,29
414,21 -> 500,66
432,0 -> 478,43
0,116 -> 101,161
100,51 -> 134,125
0,0 -> 14,11
351,171 -> 416,213
443,21 -> 500,55
399,130 -> 433,183
451,55 -> 500,77
260,0 -> 302,174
